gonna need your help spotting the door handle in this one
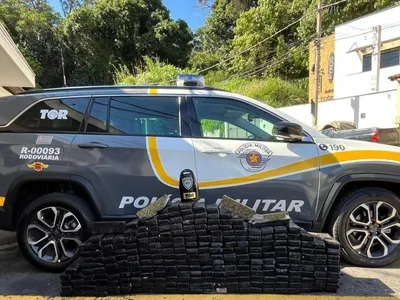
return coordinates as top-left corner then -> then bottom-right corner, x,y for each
200,148 -> 233,155
78,142 -> 109,149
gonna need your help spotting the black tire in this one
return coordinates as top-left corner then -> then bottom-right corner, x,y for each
328,187 -> 400,267
17,192 -> 95,272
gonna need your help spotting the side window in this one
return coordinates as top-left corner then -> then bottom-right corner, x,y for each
108,96 -> 180,136
192,97 -> 279,140
85,96 -> 180,136
10,98 -> 90,132
86,97 -> 108,133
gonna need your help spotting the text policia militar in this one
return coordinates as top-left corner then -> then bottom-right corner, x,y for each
119,195 -> 305,212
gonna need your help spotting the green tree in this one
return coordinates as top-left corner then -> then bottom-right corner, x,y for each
196,0 -> 400,83
296,0 -> 400,43
60,0 -> 194,86
230,0 -> 305,76
190,0 -> 257,71
59,0 -> 83,15
0,0 -> 63,88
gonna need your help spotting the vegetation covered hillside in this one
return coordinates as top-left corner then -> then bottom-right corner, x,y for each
1,0 -> 398,106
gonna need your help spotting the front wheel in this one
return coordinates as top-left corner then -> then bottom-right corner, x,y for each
329,187 -> 400,267
17,193 -> 95,272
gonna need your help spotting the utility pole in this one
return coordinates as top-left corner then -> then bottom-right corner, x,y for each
312,0 -> 322,127
61,47 -> 67,87
370,25 -> 382,93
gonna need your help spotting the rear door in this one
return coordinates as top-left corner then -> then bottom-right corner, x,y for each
0,97 -> 90,199
69,94 -> 196,219
187,96 -> 320,222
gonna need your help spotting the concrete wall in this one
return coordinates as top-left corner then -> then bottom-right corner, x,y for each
334,5 -> 400,99
277,104 -> 312,126
278,89 -> 398,129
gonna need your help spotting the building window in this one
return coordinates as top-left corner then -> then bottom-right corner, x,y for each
362,48 -> 400,72
381,47 -> 400,69
362,54 -> 372,72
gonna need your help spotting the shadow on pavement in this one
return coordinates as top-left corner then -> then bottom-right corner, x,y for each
0,245 -> 59,296
337,258 -> 400,297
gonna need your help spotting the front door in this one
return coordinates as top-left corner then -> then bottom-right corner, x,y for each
69,95 -> 196,219
188,96 -> 320,222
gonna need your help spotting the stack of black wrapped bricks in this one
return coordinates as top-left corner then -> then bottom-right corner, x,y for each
60,197 -> 341,296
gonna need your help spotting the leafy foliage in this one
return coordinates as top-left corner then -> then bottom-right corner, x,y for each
192,0 -> 400,81
211,76 -> 309,108
113,55 -> 308,108
0,0 -> 63,87
113,56 -> 195,85
59,0 -> 194,86
0,0 -> 193,88
59,0 -> 85,15
1,0 -> 399,110
201,119 -> 225,134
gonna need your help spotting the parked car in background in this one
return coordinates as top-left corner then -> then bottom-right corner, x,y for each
318,121 -> 400,146
321,126 -> 380,143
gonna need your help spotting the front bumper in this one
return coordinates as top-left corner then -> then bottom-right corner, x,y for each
0,206 -> 14,231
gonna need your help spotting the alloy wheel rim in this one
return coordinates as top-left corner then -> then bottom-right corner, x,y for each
26,206 -> 83,263
346,201 -> 400,259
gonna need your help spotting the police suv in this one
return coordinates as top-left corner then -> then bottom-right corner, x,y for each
0,75 -> 399,271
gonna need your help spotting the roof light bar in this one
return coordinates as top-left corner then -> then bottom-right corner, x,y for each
176,74 -> 205,87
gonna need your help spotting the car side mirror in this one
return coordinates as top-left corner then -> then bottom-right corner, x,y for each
272,121 -> 304,142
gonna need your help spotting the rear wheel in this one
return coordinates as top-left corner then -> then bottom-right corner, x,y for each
17,193 -> 95,272
329,187 -> 400,267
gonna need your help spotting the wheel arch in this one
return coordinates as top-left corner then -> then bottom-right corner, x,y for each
316,173 -> 400,232
5,173 -> 103,229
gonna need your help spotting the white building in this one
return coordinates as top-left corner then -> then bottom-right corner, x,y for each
335,5 -> 400,98
0,22 -> 35,96
279,5 -> 400,129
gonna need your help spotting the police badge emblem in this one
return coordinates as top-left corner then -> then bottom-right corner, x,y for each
182,176 -> 193,191
235,142 -> 273,172
179,169 -> 199,201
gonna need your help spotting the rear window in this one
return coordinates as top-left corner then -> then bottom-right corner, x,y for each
8,97 -> 90,133
85,96 -> 180,136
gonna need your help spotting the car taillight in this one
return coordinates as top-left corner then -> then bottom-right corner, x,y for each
371,130 -> 379,142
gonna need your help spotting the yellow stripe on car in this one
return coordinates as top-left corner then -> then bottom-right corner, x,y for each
147,137 -> 400,188
0,197 -> 5,207
199,155 -> 320,188
148,136 -> 179,187
319,149 -> 400,166
148,88 -> 158,95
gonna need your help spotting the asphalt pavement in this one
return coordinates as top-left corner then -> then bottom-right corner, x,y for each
0,230 -> 399,298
